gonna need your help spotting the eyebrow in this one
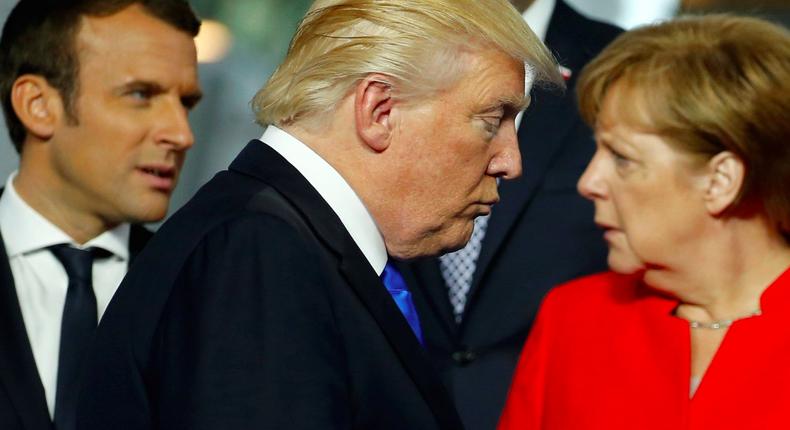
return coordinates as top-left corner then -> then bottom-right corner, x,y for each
595,131 -> 637,154
181,90 -> 203,109
117,80 -> 203,109
479,93 -> 531,115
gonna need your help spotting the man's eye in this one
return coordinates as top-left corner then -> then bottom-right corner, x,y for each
125,87 -> 155,102
128,90 -> 150,100
482,117 -> 502,134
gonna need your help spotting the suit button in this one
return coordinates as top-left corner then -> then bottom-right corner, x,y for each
452,350 -> 477,366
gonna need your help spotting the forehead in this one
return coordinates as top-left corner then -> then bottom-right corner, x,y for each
449,48 -> 527,110
597,79 -> 657,133
74,5 -> 198,89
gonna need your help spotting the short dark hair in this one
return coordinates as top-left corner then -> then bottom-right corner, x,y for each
0,0 -> 201,153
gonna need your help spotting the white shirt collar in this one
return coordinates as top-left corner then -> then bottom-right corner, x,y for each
523,0 -> 556,42
259,126 -> 388,275
0,172 -> 130,259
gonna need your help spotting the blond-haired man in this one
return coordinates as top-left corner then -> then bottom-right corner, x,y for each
397,1 -> 621,428
78,1 -> 560,428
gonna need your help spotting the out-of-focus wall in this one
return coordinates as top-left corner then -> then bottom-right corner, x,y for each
0,1 -> 17,181
682,0 -> 790,27
566,0 -> 679,29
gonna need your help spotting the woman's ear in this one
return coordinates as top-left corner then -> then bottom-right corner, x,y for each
703,151 -> 745,216
10,74 -> 63,141
354,73 -> 394,152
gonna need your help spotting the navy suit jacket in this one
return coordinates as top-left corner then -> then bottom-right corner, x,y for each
77,141 -> 463,430
397,2 -> 621,429
0,185 -> 151,430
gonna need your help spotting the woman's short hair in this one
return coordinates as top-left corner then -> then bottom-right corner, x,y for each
577,14 -> 790,232
252,0 -> 562,129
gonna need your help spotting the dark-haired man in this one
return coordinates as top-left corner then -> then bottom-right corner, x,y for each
0,2 -> 201,429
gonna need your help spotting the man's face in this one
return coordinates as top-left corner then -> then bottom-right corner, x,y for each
382,49 -> 525,259
45,5 -> 201,226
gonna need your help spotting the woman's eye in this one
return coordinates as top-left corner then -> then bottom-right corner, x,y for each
610,148 -> 631,168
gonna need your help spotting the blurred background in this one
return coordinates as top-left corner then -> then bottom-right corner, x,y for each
0,0 -> 788,224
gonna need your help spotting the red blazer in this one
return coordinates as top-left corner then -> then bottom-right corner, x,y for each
498,269 -> 790,429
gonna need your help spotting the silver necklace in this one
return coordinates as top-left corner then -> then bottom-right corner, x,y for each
687,310 -> 762,330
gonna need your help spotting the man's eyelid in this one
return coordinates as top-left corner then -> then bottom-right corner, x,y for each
120,81 -> 165,97
477,109 -> 505,123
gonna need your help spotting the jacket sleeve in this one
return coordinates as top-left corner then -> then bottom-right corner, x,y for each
79,212 -> 353,430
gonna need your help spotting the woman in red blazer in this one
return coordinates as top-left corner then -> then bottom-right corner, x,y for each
499,15 -> 790,430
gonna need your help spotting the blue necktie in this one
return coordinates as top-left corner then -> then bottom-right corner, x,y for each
380,262 -> 423,344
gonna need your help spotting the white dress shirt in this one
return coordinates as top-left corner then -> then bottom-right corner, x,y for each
0,173 -> 130,418
259,126 -> 388,275
524,0 -> 556,42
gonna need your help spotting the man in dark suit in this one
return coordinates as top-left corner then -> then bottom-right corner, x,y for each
77,1 -> 565,428
397,1 -> 622,428
0,2 -> 201,429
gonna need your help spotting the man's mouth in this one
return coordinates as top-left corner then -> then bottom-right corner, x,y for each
139,166 -> 174,178
137,165 -> 177,191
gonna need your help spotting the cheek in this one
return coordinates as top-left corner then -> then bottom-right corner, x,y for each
615,199 -> 669,264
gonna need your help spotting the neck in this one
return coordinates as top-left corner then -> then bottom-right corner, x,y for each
281,117 -> 411,257
14,160 -> 113,245
647,217 -> 790,322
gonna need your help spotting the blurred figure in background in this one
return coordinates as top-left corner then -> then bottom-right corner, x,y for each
0,1 -> 200,430
398,1 -> 620,428
76,1 -> 563,429
500,14 -> 790,429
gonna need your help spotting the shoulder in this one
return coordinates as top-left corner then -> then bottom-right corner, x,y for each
191,210 -> 320,266
115,177 -> 322,314
539,271 -> 642,319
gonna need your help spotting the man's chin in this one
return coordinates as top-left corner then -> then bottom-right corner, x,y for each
385,222 -> 473,259
123,201 -> 170,224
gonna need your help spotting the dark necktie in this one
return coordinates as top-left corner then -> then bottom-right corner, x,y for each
49,245 -> 99,430
381,262 -> 423,344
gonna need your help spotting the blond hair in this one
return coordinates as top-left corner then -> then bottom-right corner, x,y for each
577,14 -> 790,232
252,0 -> 562,128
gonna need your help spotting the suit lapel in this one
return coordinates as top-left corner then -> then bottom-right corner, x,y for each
0,232 -> 54,430
230,141 -> 463,429
463,0 -> 589,315
398,258 -> 460,342
128,225 -> 153,265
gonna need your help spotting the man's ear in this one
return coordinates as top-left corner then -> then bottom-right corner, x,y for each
354,74 -> 394,152
10,75 -> 63,141
703,151 -> 745,216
